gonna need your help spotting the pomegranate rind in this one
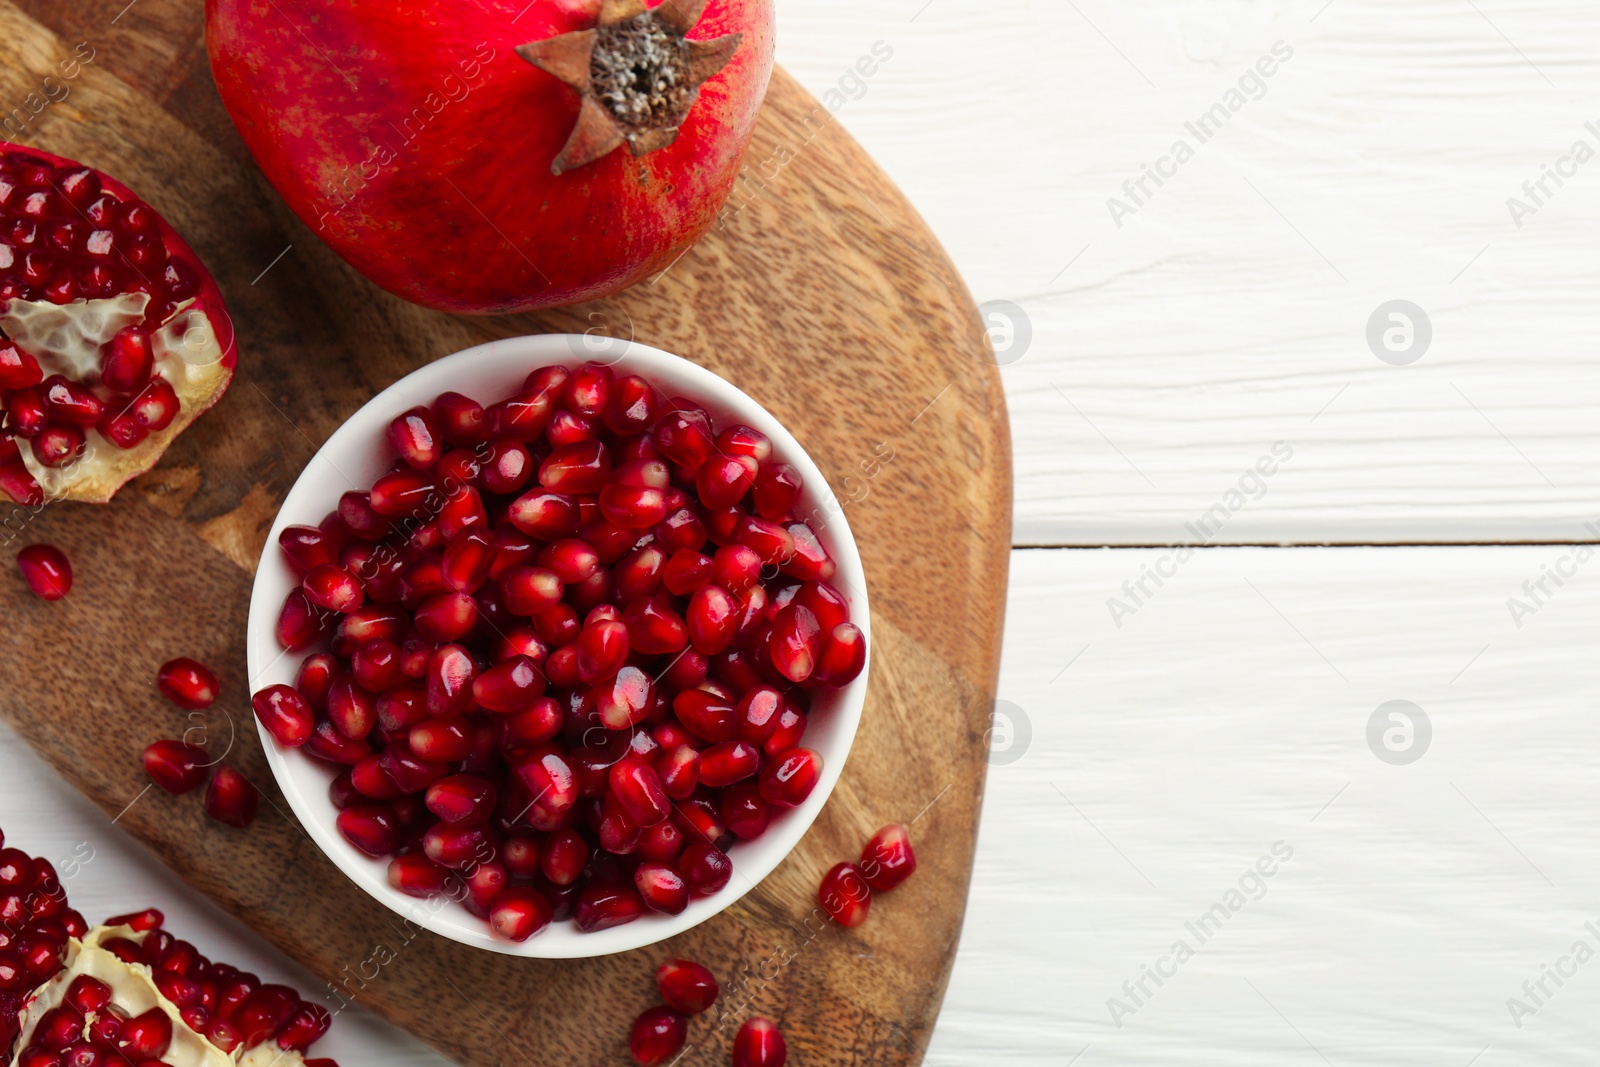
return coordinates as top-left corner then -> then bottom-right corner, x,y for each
7,925 -> 313,1067
0,141 -> 236,505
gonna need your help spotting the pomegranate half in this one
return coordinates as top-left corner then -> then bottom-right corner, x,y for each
0,833 -> 339,1067
205,0 -> 775,314
0,143 -> 235,506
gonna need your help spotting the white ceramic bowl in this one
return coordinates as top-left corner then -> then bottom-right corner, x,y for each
246,335 -> 869,957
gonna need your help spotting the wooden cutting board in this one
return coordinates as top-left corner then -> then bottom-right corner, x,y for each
0,3 -> 1011,1064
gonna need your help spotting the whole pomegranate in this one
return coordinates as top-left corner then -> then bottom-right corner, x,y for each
0,144 -> 235,505
205,0 -> 774,314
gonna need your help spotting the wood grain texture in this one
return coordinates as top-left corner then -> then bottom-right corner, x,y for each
0,3 -> 1010,1064
931,546 -> 1600,1065
779,0 -> 1600,546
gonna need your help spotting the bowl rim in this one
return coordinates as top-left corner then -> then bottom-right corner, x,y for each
245,334 -> 870,958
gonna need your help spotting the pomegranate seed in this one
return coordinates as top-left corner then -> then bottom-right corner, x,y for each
425,643 -> 476,716
768,604 -> 820,683
368,468 -> 434,517
655,745 -> 700,801
100,326 -> 153,393
819,862 -> 871,927
720,782 -> 769,840
442,528 -> 495,594
387,854 -> 452,898
102,907 -> 163,931
487,386 -> 555,442
41,375 -> 104,425
116,1008 -> 171,1060
433,391 -> 486,445
409,715 -> 473,761
752,462 -> 802,520
327,675 -> 378,739
421,775 -> 496,826
514,747 -> 577,813
783,521 -> 835,581
336,804 -> 399,857
16,545 -> 71,600
303,564 -> 363,614
507,489 -> 580,540
627,1005 -> 687,1066
274,1003 -> 332,1050
575,617 -> 628,683
861,824 -> 917,891
537,828 -> 585,886
538,537 -> 599,583
472,655 -> 545,713
732,1017 -> 787,1067
204,767 -> 259,828
351,638 -> 401,692
673,689 -> 737,743
387,406 -> 442,469
633,862 -> 689,914
130,378 -> 178,431
696,453 -> 758,509
813,622 -> 867,685
0,341 -> 42,389
31,424 -> 86,468
425,825 -> 492,870
500,565 -> 563,615
609,759 -> 670,827
661,549 -> 712,596
573,882 -> 644,932
652,408 -> 713,471
656,958 -> 718,1014
305,719 -> 371,765
603,375 -> 656,435
685,585 -> 738,655
680,844 -> 732,897
251,684 -> 313,747
488,886 -> 552,942
637,819 -> 684,863
65,974 -> 112,1014
594,665 -> 652,730
141,740 -> 208,794
734,515 -> 795,566
698,741 -> 762,788
278,525 -> 339,573
539,439 -> 609,494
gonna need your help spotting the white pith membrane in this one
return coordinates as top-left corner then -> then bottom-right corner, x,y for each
8,925 -> 313,1067
0,292 -> 230,502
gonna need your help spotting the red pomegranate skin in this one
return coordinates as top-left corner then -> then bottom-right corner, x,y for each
205,0 -> 775,314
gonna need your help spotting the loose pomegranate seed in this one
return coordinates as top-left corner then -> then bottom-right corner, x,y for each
732,1017 -> 787,1067
16,545 -> 71,600
656,958 -> 718,1014
861,824 -> 917,891
680,843 -> 732,897
155,657 -> 220,709
141,741 -> 209,795
819,862 -> 871,927
204,767 -> 259,828
767,604 -> 820,683
387,854 -> 453,898
489,886 -> 552,942
696,453 -> 758,510
627,1005 -> 687,1067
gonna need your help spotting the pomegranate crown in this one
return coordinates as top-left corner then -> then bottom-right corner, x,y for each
516,0 -> 741,175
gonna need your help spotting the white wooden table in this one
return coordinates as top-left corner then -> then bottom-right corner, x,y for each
7,1 -> 1600,1062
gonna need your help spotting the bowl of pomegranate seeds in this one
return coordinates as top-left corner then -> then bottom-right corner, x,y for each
245,336 -> 869,956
